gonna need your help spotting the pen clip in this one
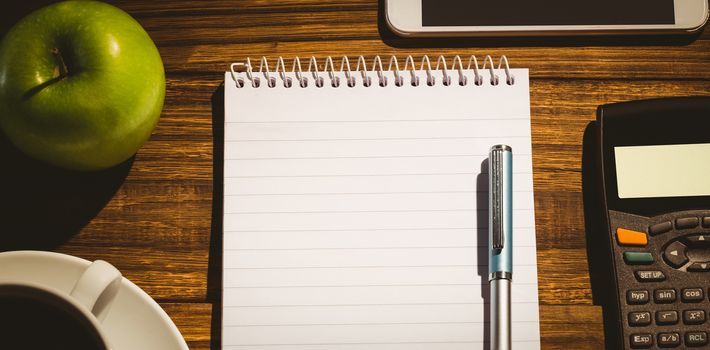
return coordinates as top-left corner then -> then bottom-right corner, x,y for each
491,148 -> 504,251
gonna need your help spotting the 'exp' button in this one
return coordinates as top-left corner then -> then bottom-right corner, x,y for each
630,333 -> 653,348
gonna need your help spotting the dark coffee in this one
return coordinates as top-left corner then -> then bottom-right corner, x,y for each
0,292 -> 106,350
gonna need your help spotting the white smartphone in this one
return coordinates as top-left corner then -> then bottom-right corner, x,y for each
386,0 -> 709,37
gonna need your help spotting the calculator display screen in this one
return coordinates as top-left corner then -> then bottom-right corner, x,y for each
614,143 -> 710,199
422,0 -> 675,26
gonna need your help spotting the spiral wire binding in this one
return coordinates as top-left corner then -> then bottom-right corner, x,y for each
230,55 -> 514,89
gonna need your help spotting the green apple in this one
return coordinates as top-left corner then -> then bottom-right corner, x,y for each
0,1 -> 164,171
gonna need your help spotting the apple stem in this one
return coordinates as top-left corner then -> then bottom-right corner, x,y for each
51,48 -> 69,79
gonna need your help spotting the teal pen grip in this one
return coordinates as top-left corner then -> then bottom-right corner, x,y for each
489,145 -> 513,279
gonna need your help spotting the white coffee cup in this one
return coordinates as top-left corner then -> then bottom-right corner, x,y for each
0,260 -> 122,349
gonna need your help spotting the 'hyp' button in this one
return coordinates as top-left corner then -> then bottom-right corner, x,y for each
627,290 -> 649,305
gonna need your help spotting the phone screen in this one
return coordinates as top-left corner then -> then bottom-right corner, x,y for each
422,0 -> 675,26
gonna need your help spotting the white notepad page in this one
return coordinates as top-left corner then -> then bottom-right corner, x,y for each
223,65 -> 540,350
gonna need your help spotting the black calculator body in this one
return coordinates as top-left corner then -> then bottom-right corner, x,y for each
596,96 -> 710,349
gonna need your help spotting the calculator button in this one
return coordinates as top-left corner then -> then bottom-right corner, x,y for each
657,332 -> 681,348
682,288 -> 704,302
635,270 -> 665,282
663,241 -> 689,268
687,262 -> 710,272
683,310 -> 706,325
629,311 -> 652,326
617,228 -> 648,246
656,310 -> 679,325
649,221 -> 673,236
654,289 -> 677,303
703,216 -> 710,228
624,252 -> 654,265
685,331 -> 709,347
676,217 -> 699,229
627,290 -> 649,304
686,234 -> 710,245
630,333 -> 654,348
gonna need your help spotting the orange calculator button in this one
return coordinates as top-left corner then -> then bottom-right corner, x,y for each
617,228 -> 648,246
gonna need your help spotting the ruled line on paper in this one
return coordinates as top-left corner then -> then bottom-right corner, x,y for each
224,208 -> 534,214
225,172 -> 533,178
224,226 -> 536,232
224,190 -> 531,196
223,340 -> 542,346
224,117 -> 530,124
224,301 -> 542,308
223,120 -> 531,137
223,264 -> 537,269
222,136 -> 531,142
225,153 -> 532,160
224,173 -> 534,195
221,245 -> 538,252
220,282 -> 539,288
224,227 -> 534,231
224,321 -> 542,327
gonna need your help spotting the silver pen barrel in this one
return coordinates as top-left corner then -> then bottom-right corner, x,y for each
491,278 -> 512,350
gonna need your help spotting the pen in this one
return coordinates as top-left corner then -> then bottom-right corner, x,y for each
489,144 -> 513,350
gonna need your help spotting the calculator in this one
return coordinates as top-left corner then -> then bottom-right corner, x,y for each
596,96 -> 710,349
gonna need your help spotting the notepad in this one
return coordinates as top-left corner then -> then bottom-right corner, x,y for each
223,56 -> 540,350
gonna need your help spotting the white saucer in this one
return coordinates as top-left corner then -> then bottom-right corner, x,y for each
0,251 -> 189,350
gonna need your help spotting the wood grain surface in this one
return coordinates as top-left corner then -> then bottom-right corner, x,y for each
1,1 -> 708,349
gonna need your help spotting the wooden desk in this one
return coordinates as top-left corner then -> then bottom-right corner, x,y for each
1,1 -> 708,349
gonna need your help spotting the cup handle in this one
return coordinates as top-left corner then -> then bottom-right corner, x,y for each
70,260 -> 122,322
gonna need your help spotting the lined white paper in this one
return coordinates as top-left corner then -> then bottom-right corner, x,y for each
223,67 -> 540,349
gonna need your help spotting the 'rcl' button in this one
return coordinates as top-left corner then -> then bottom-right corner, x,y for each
629,311 -> 652,326
627,290 -> 649,305
685,332 -> 708,347
682,288 -> 705,302
635,270 -> 665,282
657,332 -> 681,348
630,333 -> 654,348
654,289 -> 677,303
